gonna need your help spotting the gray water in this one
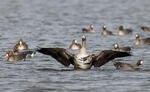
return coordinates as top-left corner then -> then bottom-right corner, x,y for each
0,0 -> 150,92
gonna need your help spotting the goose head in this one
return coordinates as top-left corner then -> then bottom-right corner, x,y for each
114,43 -> 119,49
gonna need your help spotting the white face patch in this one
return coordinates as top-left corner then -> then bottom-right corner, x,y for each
75,40 -> 77,43
140,61 -> 144,65
114,44 -> 118,49
104,25 -> 106,28
5,54 -> 8,58
19,41 -> 23,44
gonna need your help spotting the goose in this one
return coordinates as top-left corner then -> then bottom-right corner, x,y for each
14,39 -> 28,51
69,40 -> 81,50
135,33 -> 150,45
114,60 -> 144,70
118,26 -> 132,35
141,26 -> 150,31
101,25 -> 113,36
82,24 -> 95,33
37,36 -> 131,70
13,48 -> 36,58
5,50 -> 27,62
114,43 -> 131,53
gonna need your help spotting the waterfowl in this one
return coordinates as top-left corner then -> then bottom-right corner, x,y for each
118,26 -> 132,35
14,39 -> 28,51
37,36 -> 131,70
69,40 -> 81,50
13,48 -> 36,58
135,33 -> 150,45
82,24 -> 95,33
141,26 -> 150,31
114,43 -> 131,53
114,60 -> 144,70
5,50 -> 27,62
101,25 -> 113,36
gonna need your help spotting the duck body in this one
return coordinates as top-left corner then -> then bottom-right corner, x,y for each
114,43 -> 131,52
114,60 -> 143,70
101,25 -> 113,36
141,26 -> 150,31
102,30 -> 113,36
69,40 -> 81,50
82,25 -> 95,33
5,51 -> 27,62
135,34 -> 150,45
118,26 -> 132,35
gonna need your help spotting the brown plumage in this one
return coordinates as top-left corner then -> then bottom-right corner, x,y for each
114,43 -> 131,53
69,40 -> 81,50
14,39 -> 28,51
118,26 -> 132,35
141,26 -> 150,31
135,34 -> 150,45
5,50 -> 27,62
82,24 -> 95,33
114,60 -> 144,70
37,36 -> 131,70
101,25 -> 113,36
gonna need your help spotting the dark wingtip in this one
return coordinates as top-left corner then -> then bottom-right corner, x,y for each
119,51 -> 131,57
141,26 -> 145,30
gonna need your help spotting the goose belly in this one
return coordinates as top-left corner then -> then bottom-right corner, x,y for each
75,55 -> 92,69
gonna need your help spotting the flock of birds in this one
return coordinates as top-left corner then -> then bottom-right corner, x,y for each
5,25 -> 150,70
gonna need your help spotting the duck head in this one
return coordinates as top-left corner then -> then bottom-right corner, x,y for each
136,60 -> 144,66
19,39 -> 24,45
103,25 -> 107,30
90,24 -> 94,30
114,43 -> 119,49
118,26 -> 123,30
5,50 -> 13,58
135,33 -> 140,40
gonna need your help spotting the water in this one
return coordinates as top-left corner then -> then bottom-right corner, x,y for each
0,0 -> 150,92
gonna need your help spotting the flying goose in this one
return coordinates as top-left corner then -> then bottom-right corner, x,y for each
118,26 -> 132,35
69,40 -> 81,50
101,25 -> 113,36
114,60 -> 144,70
141,26 -> 150,31
14,39 -> 28,51
37,36 -> 131,70
135,33 -> 150,45
82,24 -> 95,33
114,43 -> 131,53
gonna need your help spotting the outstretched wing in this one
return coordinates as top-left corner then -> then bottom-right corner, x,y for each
37,48 -> 74,66
92,50 -> 131,67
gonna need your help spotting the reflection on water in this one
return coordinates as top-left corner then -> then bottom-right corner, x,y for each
0,0 -> 150,92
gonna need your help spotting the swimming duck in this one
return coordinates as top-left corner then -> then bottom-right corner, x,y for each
114,60 -> 144,70
135,33 -> 150,45
69,40 -> 81,50
114,43 -> 131,53
82,24 -> 95,33
141,26 -> 150,31
101,25 -> 113,36
37,36 -> 131,70
5,50 -> 27,62
118,26 -> 132,35
14,39 -> 28,51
